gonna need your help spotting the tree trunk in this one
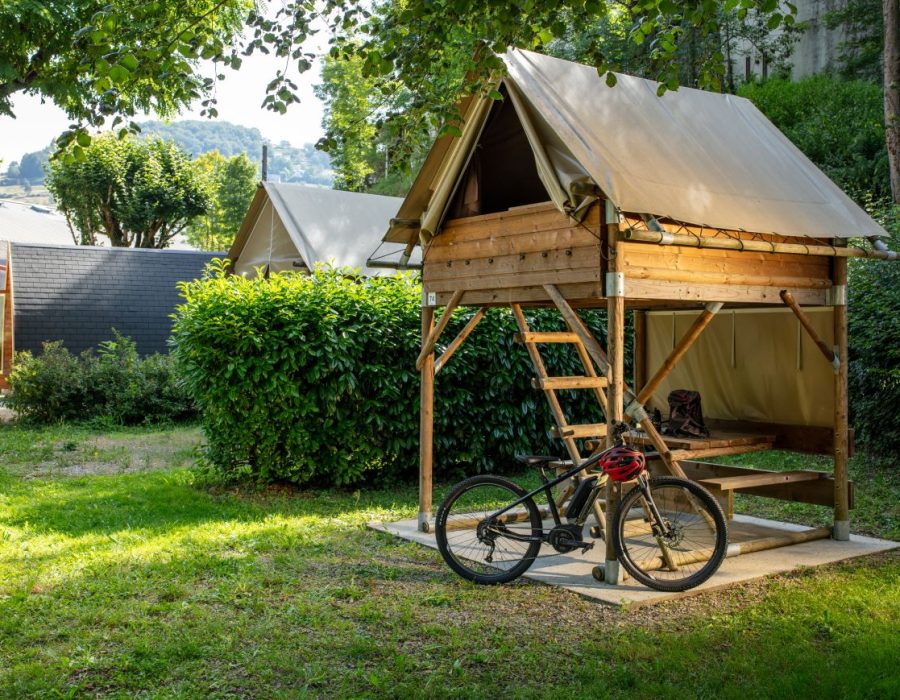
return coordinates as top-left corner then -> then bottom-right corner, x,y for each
886,0 -> 900,203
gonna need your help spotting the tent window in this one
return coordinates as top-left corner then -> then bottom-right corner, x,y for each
447,87 -> 550,219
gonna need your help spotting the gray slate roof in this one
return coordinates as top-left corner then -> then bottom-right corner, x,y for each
10,243 -> 223,355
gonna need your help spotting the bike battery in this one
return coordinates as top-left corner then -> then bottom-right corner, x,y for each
566,475 -> 599,522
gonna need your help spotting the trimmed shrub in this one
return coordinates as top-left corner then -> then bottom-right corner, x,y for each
171,261 -> 620,487
848,205 -> 900,457
7,332 -> 193,424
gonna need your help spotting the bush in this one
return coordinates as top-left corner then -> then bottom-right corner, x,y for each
848,205 -> 900,457
172,261 -> 618,487
7,332 -> 194,425
738,76 -> 888,201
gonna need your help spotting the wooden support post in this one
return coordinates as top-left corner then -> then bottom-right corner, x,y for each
636,302 -> 722,405
415,289 -> 464,370
605,203 -> 625,583
633,310 -> 647,394
780,290 -> 839,367
419,305 -> 435,532
434,306 -> 487,375
832,258 -> 850,540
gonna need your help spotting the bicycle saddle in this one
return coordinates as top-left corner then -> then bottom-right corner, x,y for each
514,454 -> 558,467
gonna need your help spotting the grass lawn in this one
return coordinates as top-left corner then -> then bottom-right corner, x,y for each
0,424 -> 897,698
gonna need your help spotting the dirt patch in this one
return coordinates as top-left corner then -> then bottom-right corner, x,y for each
21,427 -> 203,479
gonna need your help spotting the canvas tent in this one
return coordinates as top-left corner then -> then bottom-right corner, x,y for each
374,49 -> 898,583
228,183 -> 411,276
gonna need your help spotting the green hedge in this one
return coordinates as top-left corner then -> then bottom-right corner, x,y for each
7,332 -> 194,425
848,206 -> 900,457
738,76 -> 888,201
171,262 -> 617,486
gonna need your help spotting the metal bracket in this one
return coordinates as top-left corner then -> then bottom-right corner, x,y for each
826,284 -> 847,307
625,399 -> 649,423
832,347 -> 841,373
606,272 -> 625,298
705,302 -> 724,314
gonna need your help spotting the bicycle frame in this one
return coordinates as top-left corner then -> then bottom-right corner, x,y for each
484,446 -> 615,543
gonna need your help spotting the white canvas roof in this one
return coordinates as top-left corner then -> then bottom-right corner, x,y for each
230,183 -> 411,276
383,49 -> 885,245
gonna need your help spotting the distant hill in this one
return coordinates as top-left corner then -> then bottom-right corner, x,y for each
2,121 -> 333,189
137,120 -> 333,187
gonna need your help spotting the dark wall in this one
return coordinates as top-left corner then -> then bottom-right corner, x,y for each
10,243 -> 223,355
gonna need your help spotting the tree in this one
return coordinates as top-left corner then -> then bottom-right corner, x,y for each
885,0 -> 900,202
0,1 -> 262,150
18,152 -> 46,183
186,151 -> 258,251
47,134 -> 211,248
4,161 -> 20,184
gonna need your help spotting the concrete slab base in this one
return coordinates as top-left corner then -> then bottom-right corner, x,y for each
368,514 -> 897,607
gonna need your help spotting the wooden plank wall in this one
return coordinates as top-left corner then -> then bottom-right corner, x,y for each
618,241 -> 831,305
423,202 -> 603,307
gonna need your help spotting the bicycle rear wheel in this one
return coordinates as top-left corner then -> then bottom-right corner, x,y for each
612,476 -> 727,592
435,475 -> 543,585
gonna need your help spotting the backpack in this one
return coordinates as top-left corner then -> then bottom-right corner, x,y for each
665,389 -> 709,438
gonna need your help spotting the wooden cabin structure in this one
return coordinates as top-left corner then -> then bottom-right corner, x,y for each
373,50 -> 898,583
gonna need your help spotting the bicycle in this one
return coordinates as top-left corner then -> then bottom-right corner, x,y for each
434,421 -> 728,592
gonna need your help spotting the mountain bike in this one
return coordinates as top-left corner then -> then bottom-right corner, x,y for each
434,422 -> 728,592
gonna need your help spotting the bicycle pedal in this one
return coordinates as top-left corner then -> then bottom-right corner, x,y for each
578,541 -> 594,553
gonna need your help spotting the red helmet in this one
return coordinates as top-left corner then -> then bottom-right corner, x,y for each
598,447 -> 646,482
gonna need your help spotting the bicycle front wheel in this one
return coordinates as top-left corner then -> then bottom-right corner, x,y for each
435,475 -> 543,585
613,476 -> 728,592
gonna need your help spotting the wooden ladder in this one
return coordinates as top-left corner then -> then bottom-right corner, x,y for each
511,305 -> 608,463
511,304 -> 611,531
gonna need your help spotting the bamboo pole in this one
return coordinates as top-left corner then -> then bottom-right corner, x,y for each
434,306 -> 487,375
419,306 -> 435,532
780,290 -> 839,367
636,302 -> 722,405
633,311 -> 647,394
624,228 -> 897,260
415,289 -> 464,370
627,527 -> 832,573
832,258 -> 850,540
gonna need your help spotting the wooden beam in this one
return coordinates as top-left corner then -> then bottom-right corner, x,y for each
667,443 -> 772,462
415,290 -> 464,370
605,206 -> 625,580
780,289 -> 838,367
699,470 -> 822,490
633,311 -> 647,393
636,302 -> 722,405
832,258 -> 850,540
434,306 -> 486,375
419,306 -> 435,532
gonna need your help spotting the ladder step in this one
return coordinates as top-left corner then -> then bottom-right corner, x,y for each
552,423 -> 609,439
532,376 -> 608,390
514,332 -> 582,344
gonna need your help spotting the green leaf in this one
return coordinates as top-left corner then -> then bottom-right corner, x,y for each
108,64 -> 130,85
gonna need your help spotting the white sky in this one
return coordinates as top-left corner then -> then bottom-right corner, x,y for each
0,44 -> 326,167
